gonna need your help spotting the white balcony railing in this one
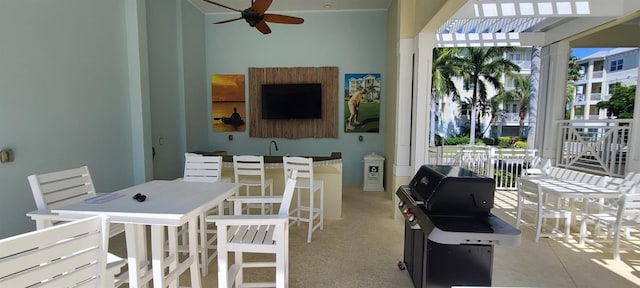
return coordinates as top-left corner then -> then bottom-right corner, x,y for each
557,119 -> 631,177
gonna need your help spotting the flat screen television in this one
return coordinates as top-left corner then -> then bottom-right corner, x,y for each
261,83 -> 322,119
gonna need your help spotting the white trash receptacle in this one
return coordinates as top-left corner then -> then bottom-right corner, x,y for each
363,153 -> 384,191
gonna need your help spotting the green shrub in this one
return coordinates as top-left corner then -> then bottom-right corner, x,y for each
442,136 -> 484,146
496,136 -> 528,148
482,138 -> 496,145
497,136 -> 513,148
514,141 -> 527,148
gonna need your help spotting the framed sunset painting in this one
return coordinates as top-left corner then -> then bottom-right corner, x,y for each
212,74 -> 246,132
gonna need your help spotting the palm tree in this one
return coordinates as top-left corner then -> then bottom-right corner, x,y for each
566,55 -> 581,119
500,74 -> 530,137
456,47 -> 521,144
480,89 -> 506,136
432,48 -> 462,101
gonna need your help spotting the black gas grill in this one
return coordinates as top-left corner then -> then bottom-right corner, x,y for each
396,165 -> 521,288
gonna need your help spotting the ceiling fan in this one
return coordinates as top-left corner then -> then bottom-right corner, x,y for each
202,0 -> 304,34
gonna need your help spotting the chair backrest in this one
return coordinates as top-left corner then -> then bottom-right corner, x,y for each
517,179 -> 542,210
282,156 -> 314,187
617,193 -> 640,225
28,166 -> 97,211
183,153 -> 223,183
233,155 -> 266,185
279,170 -> 298,217
0,215 -> 110,288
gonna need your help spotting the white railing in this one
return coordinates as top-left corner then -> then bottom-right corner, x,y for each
557,119 -> 631,177
428,146 -> 538,190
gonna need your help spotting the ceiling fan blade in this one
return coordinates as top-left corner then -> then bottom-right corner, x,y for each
213,17 -> 243,24
264,14 -> 304,24
255,20 -> 272,34
201,0 -> 242,12
251,0 -> 272,15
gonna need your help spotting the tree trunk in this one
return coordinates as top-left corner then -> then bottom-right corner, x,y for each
527,46 -> 541,149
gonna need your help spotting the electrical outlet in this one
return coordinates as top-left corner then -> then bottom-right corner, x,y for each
0,149 -> 12,163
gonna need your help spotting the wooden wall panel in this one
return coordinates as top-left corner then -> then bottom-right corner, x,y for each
249,67 -> 338,138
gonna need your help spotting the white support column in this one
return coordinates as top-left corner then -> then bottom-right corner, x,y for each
537,42 -> 571,164
626,51 -> 640,173
410,32 -> 435,174
125,0 -> 153,183
394,39 -> 414,178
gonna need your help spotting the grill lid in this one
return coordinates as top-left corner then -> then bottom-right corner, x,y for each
409,165 -> 495,215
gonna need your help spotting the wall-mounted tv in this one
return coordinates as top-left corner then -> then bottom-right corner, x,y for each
261,83 -> 322,119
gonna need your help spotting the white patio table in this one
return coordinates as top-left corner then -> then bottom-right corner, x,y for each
52,180 -> 240,288
519,177 -> 621,244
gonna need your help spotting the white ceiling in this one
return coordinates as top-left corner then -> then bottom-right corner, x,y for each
189,0 -> 640,48
190,0 -> 392,14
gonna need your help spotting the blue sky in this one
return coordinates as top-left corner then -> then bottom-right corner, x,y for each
571,48 -> 611,59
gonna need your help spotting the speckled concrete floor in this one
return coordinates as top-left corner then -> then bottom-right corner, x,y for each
110,186 -> 640,288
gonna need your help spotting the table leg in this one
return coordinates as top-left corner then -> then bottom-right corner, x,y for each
125,223 -> 149,288
151,225 -> 167,288
199,212 -> 208,277
188,218 -> 203,288
167,226 -> 179,288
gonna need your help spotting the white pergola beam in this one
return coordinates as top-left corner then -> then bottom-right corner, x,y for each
452,0 -> 625,19
436,32 -> 545,47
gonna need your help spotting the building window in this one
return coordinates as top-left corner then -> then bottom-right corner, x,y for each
507,53 -> 521,61
610,59 -> 623,71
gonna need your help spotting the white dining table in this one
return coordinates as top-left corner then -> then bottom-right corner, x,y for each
519,177 -> 621,243
52,180 -> 240,288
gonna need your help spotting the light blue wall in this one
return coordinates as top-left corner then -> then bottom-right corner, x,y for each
204,10 -> 388,185
146,0 -> 207,180
181,1 -> 209,153
147,0 -> 184,180
0,0 -> 135,238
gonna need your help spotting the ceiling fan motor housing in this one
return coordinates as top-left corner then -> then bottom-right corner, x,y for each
242,8 -> 263,27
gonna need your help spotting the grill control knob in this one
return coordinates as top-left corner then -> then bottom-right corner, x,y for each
402,207 -> 409,214
398,201 -> 404,207
408,214 -> 416,222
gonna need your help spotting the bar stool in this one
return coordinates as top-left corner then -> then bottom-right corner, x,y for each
283,156 -> 324,242
233,155 -> 274,214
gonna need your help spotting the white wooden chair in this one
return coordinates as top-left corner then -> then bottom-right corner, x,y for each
207,170 -> 298,288
26,166 -> 127,287
180,153 -> 228,276
283,156 -> 324,242
0,215 -> 122,288
516,178 -> 573,242
580,192 -> 640,261
233,155 -> 274,214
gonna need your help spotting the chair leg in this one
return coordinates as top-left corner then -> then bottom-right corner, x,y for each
319,185 -> 324,230
579,217 -> 588,245
199,213 -> 208,276
276,240 -> 285,288
515,204 -> 522,228
535,215 -> 542,242
563,216 -> 571,242
236,251 -> 244,286
308,189 -> 314,243
217,226 -> 229,288
613,225 -> 621,261
296,189 -> 301,226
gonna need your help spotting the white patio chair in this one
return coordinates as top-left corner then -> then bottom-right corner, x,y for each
0,215 -> 124,288
25,166 -> 128,287
207,170 -> 298,288
516,178 -> 573,242
179,153 -> 229,276
233,155 -> 274,214
580,192 -> 640,261
283,156 -> 324,242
